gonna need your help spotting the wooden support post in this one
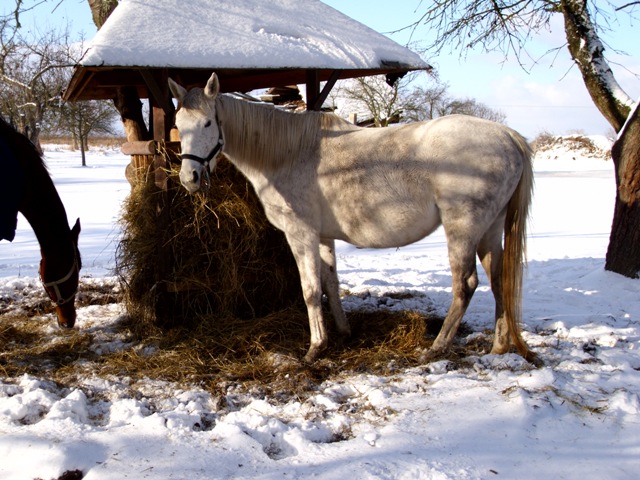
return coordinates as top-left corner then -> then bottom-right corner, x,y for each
306,70 -> 320,111
143,69 -> 174,189
141,69 -> 178,325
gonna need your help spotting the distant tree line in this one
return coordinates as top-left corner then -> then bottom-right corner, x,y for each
329,74 -> 505,127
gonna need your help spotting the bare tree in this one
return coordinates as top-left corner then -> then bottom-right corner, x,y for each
46,96 -> 118,165
4,1 -> 148,143
403,83 -> 505,123
410,0 -> 640,278
87,0 -> 118,28
0,17 -> 75,150
401,82 -> 449,122
336,75 -> 404,127
445,98 -> 506,123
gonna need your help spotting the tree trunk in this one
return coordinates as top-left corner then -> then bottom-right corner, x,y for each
605,104 -> 640,278
561,0 -> 640,278
80,139 -> 87,167
88,0 -> 118,28
114,86 -> 150,142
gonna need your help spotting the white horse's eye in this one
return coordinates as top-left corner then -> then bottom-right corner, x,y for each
204,120 -> 212,127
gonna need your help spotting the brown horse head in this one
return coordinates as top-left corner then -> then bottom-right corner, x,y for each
1,117 -> 83,330
40,218 -> 82,328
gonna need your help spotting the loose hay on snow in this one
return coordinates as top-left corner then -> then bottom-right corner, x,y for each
2,275 -> 484,402
1,303 -> 455,400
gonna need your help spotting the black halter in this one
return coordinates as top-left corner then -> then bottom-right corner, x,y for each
180,137 -> 224,166
41,253 -> 79,306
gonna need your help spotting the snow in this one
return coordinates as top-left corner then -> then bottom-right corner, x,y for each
1,138 -> 639,479
80,0 -> 428,71
618,96 -> 640,141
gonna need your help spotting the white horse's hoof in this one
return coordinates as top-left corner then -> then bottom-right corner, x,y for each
418,345 -> 448,364
303,345 -> 325,364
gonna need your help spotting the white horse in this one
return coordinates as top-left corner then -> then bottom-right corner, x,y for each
169,73 -> 535,364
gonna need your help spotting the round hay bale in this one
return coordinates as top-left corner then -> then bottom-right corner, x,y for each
116,153 -> 303,328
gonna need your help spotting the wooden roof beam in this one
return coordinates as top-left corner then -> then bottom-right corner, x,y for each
63,70 -> 96,102
140,69 -> 175,118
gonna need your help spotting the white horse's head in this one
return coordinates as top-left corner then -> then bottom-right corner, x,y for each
168,73 -> 224,193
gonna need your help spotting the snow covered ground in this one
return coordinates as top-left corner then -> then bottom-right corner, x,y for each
1,137 -> 639,479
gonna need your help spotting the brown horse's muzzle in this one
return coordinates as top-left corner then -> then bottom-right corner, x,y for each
55,302 -> 77,328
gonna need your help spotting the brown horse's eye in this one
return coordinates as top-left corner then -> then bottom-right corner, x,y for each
204,120 -> 212,127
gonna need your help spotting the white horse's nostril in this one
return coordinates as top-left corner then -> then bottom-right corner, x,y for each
192,170 -> 199,184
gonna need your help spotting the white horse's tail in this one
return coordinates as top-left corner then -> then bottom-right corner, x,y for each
502,132 -> 535,362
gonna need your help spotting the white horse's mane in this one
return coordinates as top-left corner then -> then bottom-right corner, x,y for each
180,87 -> 351,171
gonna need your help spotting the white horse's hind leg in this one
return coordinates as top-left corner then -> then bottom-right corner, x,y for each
284,231 -> 328,363
320,239 -> 351,337
477,218 -> 511,354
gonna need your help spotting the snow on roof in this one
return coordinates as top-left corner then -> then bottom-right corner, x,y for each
79,0 -> 428,71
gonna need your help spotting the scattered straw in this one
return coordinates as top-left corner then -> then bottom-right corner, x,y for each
1,287 -> 488,402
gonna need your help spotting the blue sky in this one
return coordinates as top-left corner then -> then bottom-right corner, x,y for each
8,0 -> 640,138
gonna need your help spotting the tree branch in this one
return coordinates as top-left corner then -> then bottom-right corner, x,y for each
1,72 -> 31,91
616,2 -> 640,11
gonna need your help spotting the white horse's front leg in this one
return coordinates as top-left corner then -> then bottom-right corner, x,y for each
285,231 -> 327,363
320,239 -> 350,337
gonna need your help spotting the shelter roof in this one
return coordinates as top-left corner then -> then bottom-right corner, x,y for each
64,0 -> 429,101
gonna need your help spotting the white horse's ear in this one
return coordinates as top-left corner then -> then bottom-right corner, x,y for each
205,72 -> 220,99
168,77 -> 187,102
